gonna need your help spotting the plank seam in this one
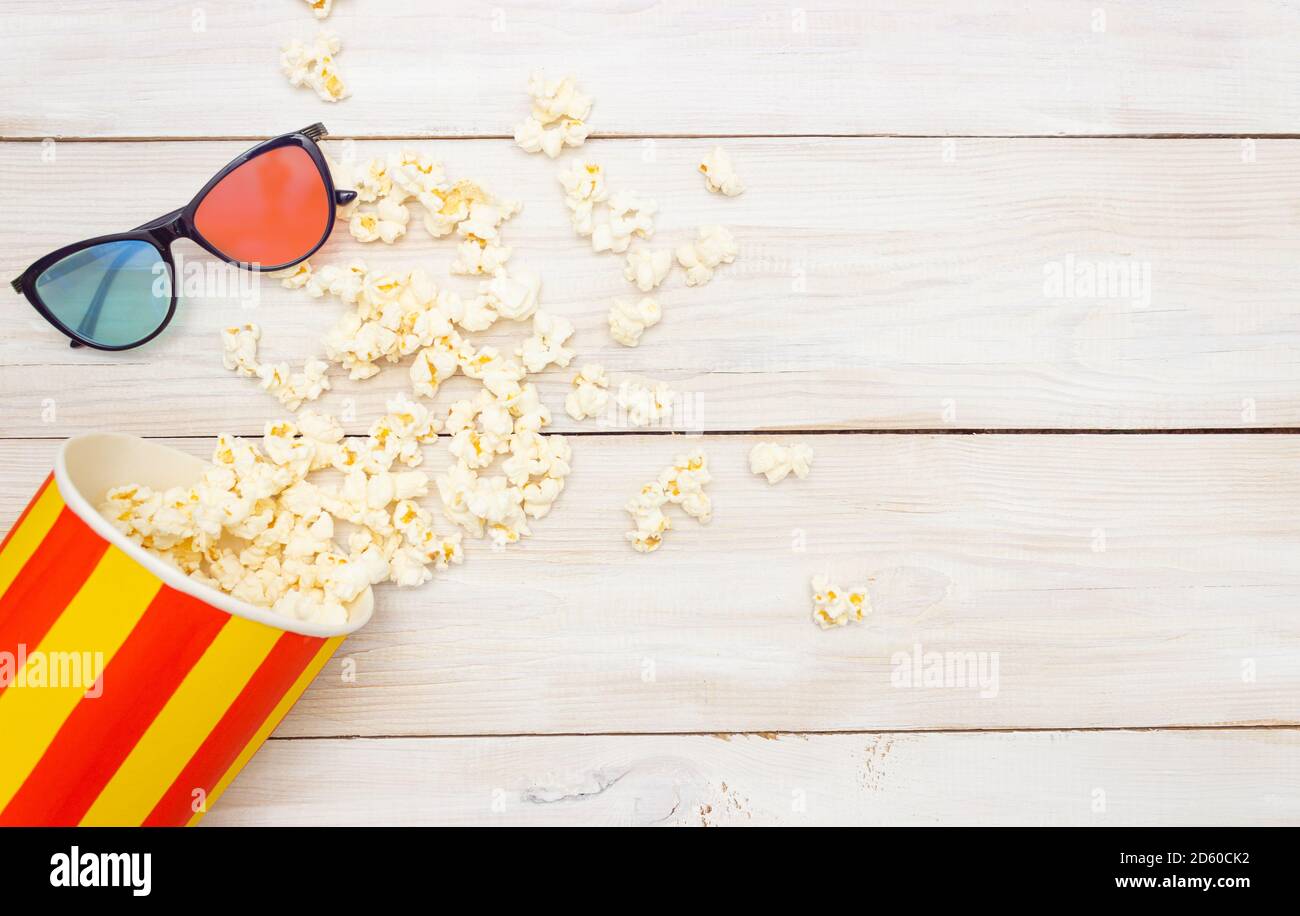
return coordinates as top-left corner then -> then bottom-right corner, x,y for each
5,133 -> 1300,143
5,428 -> 1300,443
267,723 -> 1300,742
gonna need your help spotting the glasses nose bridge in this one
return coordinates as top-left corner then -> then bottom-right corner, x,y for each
135,207 -> 187,251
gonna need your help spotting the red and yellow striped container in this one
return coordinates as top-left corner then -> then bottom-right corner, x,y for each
0,433 -> 372,826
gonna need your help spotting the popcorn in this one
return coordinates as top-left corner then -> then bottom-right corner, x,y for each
810,575 -> 871,630
280,30 -> 349,103
450,238 -> 512,275
514,72 -> 593,158
657,449 -> 712,523
698,146 -> 745,197
273,262 -> 314,289
101,411 -> 463,626
565,364 -> 610,421
221,324 -> 262,378
675,225 -> 738,287
349,198 -> 409,244
388,149 -> 446,202
257,359 -> 331,411
481,270 -> 541,322
368,393 -> 441,467
624,482 -> 671,553
306,260 -> 368,302
527,72 -> 593,123
302,0 -> 333,19
608,296 -> 662,348
410,337 -> 462,399
517,310 -> 575,373
623,249 -> 672,292
748,442 -> 814,484
614,378 -> 674,427
557,160 -> 608,237
592,191 -> 657,254
624,449 -> 711,553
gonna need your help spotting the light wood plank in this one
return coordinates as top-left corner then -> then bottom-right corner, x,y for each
4,1 -> 1299,138
203,729 -> 1300,825
5,138 -> 1300,434
2,433 -> 1297,735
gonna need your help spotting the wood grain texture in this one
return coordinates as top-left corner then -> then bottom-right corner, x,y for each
3,1 -> 1299,139
5,137 -> 1300,434
3,433 -> 1296,736
203,729 -> 1300,826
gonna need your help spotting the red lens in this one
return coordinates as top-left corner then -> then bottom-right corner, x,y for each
193,145 -> 330,267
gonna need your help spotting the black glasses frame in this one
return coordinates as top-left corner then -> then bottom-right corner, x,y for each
10,123 -> 357,351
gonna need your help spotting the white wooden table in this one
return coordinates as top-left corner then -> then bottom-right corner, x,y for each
2,1 -> 1298,825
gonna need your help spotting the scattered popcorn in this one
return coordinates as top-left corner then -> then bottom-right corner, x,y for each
657,448 -> 713,524
748,442 -> 814,484
280,30 -> 349,103
450,237 -> 512,276
481,270 -> 541,322
623,249 -> 672,292
349,198 -> 409,244
256,359 -> 331,411
615,378 -> 674,427
676,225 -> 738,287
368,393 -> 441,468
810,575 -> 871,630
624,449 -> 711,553
273,262 -> 314,289
698,146 -> 745,197
593,191 -> 657,254
557,160 -> 608,237
302,0 -> 333,18
221,323 -> 331,411
514,72 -> 593,158
624,482 -> 671,554
221,324 -> 262,378
517,310 -> 575,373
564,364 -> 610,421
608,296 -> 662,348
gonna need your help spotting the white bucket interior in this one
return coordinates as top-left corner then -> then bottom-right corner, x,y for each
55,432 -> 373,637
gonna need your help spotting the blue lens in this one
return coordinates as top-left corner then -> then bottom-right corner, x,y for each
34,240 -> 171,347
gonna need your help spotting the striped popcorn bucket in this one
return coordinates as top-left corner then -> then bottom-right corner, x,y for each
0,433 -> 372,826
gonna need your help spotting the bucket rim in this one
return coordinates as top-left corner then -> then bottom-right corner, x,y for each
54,431 -> 373,638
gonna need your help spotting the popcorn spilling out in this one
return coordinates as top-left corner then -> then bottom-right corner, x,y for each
625,449 -> 712,553
608,296 -> 662,348
624,248 -> 673,292
614,378 -> 674,428
810,575 -> 871,630
99,412 -> 463,627
564,364 -> 610,421
699,146 -> 745,197
280,30 -> 349,103
749,442 -> 814,484
514,72 -> 593,158
676,225 -> 738,287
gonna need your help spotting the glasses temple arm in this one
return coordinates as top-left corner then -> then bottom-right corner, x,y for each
68,244 -> 144,347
